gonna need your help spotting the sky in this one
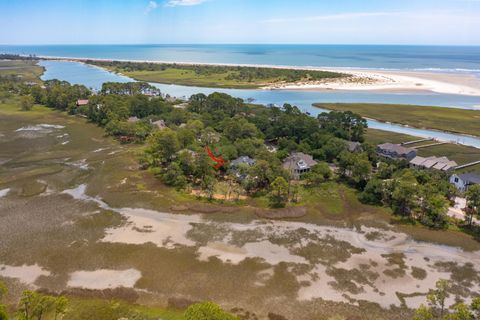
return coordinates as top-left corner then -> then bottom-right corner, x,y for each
0,0 -> 479,45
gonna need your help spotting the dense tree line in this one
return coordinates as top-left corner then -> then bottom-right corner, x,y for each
0,281 -> 68,320
140,91 -> 371,207
25,81 -> 173,142
359,166 -> 456,228
0,54 -> 37,61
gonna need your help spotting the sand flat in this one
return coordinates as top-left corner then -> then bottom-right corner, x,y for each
67,268 -> 141,289
0,264 -> 50,285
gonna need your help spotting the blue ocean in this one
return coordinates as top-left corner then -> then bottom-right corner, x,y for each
2,44 -> 480,72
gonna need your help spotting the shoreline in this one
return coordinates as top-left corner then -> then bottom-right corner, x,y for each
33,55 -> 480,96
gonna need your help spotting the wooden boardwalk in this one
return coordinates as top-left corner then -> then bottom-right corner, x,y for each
455,160 -> 480,170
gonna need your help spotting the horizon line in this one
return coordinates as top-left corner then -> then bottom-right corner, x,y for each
2,43 -> 480,47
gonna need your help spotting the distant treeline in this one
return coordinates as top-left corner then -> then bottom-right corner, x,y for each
86,60 -> 347,83
0,54 -> 38,60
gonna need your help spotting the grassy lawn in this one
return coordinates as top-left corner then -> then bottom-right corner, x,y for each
314,103 -> 480,137
124,68 -> 264,89
0,59 -> 44,83
0,95 -> 51,116
456,163 -> 480,174
365,128 -> 420,145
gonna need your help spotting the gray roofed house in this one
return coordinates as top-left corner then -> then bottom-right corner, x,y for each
422,157 -> 441,169
377,143 -> 417,160
230,156 -> 256,180
230,156 -> 256,168
450,172 -> 480,192
433,160 -> 457,171
410,156 -> 428,167
346,141 -> 362,153
282,152 -> 317,180
152,119 -> 167,130
410,156 -> 457,172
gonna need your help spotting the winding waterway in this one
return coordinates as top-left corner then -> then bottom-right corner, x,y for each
39,60 -> 480,148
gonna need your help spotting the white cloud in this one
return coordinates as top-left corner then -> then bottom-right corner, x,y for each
165,0 -> 208,7
145,1 -> 158,14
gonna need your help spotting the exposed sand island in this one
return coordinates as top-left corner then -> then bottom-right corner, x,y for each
264,68 -> 480,96
36,55 -> 480,96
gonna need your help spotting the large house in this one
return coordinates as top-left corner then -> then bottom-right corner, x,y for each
450,173 -> 480,192
282,152 -> 317,179
230,156 -> 256,168
229,156 -> 256,180
377,143 -> 417,161
410,156 -> 457,172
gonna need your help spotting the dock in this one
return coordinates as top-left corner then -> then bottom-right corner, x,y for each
401,138 -> 435,146
455,160 -> 480,170
414,142 -> 449,149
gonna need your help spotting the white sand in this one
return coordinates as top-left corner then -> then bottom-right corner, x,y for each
447,197 -> 478,224
264,68 -> 480,96
0,264 -> 50,285
198,240 -> 307,265
0,188 -> 10,198
62,184 -> 200,248
67,268 -> 141,289
101,208 -> 200,249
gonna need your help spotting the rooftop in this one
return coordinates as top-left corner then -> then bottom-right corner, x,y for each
76,99 -> 89,106
283,152 -> 317,171
378,143 -> 416,156
410,156 -> 457,171
231,156 -> 256,167
152,119 -> 167,129
346,141 -> 362,152
458,173 -> 480,184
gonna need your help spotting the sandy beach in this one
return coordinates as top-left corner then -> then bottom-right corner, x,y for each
263,68 -> 480,96
36,55 -> 480,96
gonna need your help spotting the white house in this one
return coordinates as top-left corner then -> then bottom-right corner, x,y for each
450,173 -> 480,192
